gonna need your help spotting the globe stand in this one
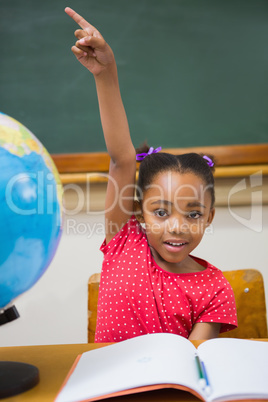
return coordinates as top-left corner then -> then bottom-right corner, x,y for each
0,362 -> 39,398
0,305 -> 20,325
0,306 -> 39,398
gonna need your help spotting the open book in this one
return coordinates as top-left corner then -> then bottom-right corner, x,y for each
55,333 -> 268,402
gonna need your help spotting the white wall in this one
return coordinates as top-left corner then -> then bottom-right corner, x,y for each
1,203 -> 267,347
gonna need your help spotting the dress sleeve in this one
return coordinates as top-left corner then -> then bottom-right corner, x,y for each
100,215 -> 141,257
196,273 -> 238,333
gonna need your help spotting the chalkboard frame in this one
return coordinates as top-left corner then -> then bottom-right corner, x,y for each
52,143 -> 268,181
1,0 -> 268,155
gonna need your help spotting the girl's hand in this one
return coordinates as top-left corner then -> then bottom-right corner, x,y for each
65,7 -> 115,76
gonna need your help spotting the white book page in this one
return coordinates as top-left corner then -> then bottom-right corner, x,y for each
56,333 -> 204,402
198,338 -> 268,402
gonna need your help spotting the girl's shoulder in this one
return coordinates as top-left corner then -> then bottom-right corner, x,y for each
190,255 -> 229,279
191,255 -> 234,291
190,255 -> 220,273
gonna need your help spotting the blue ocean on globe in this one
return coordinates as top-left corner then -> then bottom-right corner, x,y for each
0,112 -> 63,309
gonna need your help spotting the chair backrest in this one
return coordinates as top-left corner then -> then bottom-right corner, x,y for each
219,269 -> 267,338
88,269 -> 267,342
88,273 -> 101,343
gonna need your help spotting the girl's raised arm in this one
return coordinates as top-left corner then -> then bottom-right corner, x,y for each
65,8 -> 137,243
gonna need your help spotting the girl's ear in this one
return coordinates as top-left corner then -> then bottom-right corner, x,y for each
134,200 -> 145,223
206,207 -> 215,227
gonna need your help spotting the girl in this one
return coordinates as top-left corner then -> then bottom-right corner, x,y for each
65,7 -> 237,341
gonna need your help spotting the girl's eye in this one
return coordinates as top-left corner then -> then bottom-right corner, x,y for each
154,209 -> 168,218
188,211 -> 202,219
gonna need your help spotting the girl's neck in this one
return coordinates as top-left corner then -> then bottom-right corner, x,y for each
149,246 -> 206,274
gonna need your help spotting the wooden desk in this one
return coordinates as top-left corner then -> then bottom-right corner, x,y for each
0,342 -> 205,402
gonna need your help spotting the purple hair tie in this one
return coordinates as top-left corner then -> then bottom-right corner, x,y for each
203,155 -> 214,167
136,146 -> 162,161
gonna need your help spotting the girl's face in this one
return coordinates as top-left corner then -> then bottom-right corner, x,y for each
138,170 -> 215,272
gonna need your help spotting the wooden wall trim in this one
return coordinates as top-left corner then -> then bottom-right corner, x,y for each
52,143 -> 268,174
59,165 -> 268,185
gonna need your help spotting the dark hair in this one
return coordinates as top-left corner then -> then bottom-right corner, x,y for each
136,147 -> 216,208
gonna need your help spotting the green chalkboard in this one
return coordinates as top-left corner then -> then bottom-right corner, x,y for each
1,0 -> 267,154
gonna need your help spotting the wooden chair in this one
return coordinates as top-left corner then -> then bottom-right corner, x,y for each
88,269 -> 267,342
219,269 -> 267,339
88,273 -> 101,343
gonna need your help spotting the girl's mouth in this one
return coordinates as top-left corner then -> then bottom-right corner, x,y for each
163,241 -> 188,252
165,241 -> 187,247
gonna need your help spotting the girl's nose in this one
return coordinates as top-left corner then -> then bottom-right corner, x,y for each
166,216 -> 188,234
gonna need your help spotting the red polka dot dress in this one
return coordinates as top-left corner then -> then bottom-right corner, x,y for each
95,216 -> 237,342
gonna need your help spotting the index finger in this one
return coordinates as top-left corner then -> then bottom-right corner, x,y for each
65,7 -> 95,30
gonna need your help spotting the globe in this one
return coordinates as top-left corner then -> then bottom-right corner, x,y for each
0,112 -> 63,310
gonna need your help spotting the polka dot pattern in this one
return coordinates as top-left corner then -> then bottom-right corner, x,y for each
95,216 -> 237,342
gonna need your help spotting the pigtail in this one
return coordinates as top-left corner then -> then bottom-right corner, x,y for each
199,153 -> 216,174
135,141 -> 150,160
